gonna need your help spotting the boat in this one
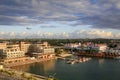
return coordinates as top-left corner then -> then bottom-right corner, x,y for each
66,59 -> 76,64
66,61 -> 72,64
71,61 -> 76,64
114,56 -> 120,59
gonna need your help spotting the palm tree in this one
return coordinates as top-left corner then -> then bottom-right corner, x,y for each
27,76 -> 37,80
55,48 -> 63,56
21,72 -> 27,78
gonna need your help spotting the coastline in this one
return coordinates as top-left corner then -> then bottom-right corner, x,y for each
1,57 -> 56,80
4,57 -> 56,68
0,68 -> 46,80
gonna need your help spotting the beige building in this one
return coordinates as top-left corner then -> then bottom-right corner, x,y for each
0,43 -> 6,49
19,41 -> 50,53
0,41 -> 55,64
0,43 -> 26,64
0,48 -> 25,59
0,45 -> 25,59
19,41 -> 54,54
43,48 -> 55,54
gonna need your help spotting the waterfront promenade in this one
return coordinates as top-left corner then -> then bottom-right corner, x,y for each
1,58 -> 56,80
0,68 -> 46,80
4,57 -> 55,68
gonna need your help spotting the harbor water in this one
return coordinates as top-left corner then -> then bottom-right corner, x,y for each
12,57 -> 120,80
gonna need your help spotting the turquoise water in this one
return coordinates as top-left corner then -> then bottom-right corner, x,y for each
13,58 -> 120,80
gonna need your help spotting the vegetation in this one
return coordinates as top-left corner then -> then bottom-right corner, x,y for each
21,72 -> 37,80
21,72 -> 27,78
0,69 -> 16,77
0,69 -> 38,80
27,76 -> 37,80
46,78 -> 58,80
0,38 -> 120,46
55,48 -> 63,56
108,44 -> 117,48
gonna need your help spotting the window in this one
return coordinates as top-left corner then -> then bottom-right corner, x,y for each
11,49 -> 14,52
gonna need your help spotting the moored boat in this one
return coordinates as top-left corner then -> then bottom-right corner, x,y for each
114,56 -> 120,59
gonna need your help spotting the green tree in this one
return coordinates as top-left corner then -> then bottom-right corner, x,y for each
55,48 -> 63,56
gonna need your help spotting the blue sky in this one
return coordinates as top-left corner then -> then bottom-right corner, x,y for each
0,0 -> 120,39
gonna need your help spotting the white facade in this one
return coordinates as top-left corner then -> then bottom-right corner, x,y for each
64,43 -> 81,49
99,46 -> 107,52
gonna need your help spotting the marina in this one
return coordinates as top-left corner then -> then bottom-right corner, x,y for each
0,0 -> 120,80
11,57 -> 120,80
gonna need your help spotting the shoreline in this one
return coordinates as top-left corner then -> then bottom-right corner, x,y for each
1,57 -> 56,80
4,57 -> 56,68
0,68 -> 46,80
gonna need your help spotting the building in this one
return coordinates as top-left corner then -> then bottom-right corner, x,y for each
26,42 -> 54,54
0,47 -> 25,59
0,44 -> 27,64
0,41 -> 55,64
0,43 -> 6,49
0,64 -> 3,69
97,44 -> 107,52
43,47 -> 55,54
19,41 -> 51,54
20,42 -> 31,53
64,43 -> 81,49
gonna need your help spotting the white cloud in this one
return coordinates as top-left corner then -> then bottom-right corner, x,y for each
9,32 -> 15,37
115,33 -> 120,38
86,29 -> 113,38
0,29 -> 117,39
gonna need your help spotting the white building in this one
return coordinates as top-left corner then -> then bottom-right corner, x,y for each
99,46 -> 107,52
64,43 -> 81,49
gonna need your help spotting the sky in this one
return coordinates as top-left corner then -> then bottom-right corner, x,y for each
0,0 -> 120,39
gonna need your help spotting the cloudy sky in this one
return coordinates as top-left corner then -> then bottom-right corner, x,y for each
0,0 -> 120,39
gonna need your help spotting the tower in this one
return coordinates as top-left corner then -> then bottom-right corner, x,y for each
20,42 -> 25,51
